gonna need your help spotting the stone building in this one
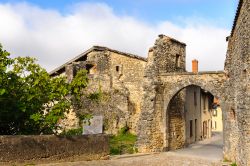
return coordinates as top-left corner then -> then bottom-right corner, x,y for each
135,0 -> 249,165
184,85 -> 213,144
50,0 -> 249,164
50,46 -> 146,134
223,0 -> 249,164
212,98 -> 223,132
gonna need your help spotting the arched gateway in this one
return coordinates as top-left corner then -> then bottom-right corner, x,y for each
136,35 -> 227,153
136,2 -> 250,161
136,70 -> 226,151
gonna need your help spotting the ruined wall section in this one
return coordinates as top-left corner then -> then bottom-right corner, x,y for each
61,50 -> 129,134
224,0 -> 250,164
62,49 -> 146,135
137,35 -> 187,152
84,50 -> 112,92
109,51 -> 147,133
153,34 -> 186,73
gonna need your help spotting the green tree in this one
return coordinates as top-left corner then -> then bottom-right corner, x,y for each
0,44 -> 88,134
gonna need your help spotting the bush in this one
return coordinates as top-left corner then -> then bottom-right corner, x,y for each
109,127 -> 137,155
231,163 -> 237,166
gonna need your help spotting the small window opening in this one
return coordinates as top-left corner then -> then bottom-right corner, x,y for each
203,96 -> 206,110
86,64 -> 95,74
175,54 -> 181,68
116,66 -> 120,72
213,109 -> 217,116
194,91 -> 197,106
115,65 -> 123,75
190,120 -> 193,137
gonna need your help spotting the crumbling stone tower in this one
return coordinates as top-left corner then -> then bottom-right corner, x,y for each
145,34 -> 186,77
137,35 -> 187,152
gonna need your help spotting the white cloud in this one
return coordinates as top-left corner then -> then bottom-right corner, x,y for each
0,2 -> 229,72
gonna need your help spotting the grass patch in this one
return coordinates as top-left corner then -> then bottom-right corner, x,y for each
109,127 -> 137,155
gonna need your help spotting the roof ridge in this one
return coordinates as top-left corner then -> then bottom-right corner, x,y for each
49,45 -> 147,76
231,0 -> 244,36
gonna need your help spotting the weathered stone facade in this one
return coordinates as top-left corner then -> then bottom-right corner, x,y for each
50,46 -> 146,134
135,0 -> 250,165
50,0 -> 249,164
223,0 -> 250,165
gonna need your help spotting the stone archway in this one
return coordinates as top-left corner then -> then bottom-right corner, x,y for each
137,2 -> 250,162
162,83 -> 225,152
136,72 -> 226,153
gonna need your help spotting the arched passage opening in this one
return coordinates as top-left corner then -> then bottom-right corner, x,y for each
163,84 -> 224,159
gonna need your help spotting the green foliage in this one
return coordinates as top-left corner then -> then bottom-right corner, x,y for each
0,44 -> 89,135
118,126 -> 129,135
109,127 -> 137,155
87,82 -> 102,102
60,127 -> 83,136
231,163 -> 237,166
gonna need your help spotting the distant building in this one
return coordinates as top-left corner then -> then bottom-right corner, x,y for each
184,60 -> 213,145
212,98 -> 223,132
185,85 -> 213,145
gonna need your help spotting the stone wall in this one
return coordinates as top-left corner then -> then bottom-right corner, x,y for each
0,134 -> 109,163
110,52 -> 146,133
136,34 -> 226,153
224,0 -> 250,165
167,90 -> 185,150
61,48 -> 146,135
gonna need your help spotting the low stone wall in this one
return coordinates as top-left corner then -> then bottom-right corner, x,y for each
0,134 -> 109,163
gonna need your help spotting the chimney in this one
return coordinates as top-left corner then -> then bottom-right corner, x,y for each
192,59 -> 198,73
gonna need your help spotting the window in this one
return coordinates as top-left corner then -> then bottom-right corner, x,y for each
194,91 -> 197,106
213,109 -> 217,116
215,121 -> 217,129
203,96 -> 206,110
190,120 -> 193,137
116,66 -> 120,72
86,64 -> 95,74
115,65 -> 123,75
175,54 -> 181,68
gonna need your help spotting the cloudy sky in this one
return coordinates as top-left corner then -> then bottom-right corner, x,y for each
0,0 -> 238,72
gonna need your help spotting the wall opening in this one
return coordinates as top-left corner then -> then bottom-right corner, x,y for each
165,85 -> 224,157
86,64 -> 96,74
175,54 -> 181,68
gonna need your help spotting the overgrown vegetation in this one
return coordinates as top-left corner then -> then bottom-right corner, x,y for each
60,127 -> 83,136
0,44 -> 89,135
231,163 -> 237,166
109,126 -> 137,155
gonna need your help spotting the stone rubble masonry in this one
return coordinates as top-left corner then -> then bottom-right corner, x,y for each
135,0 -> 250,165
53,47 -> 146,135
48,0 -> 249,163
0,135 -> 109,163
224,0 -> 250,165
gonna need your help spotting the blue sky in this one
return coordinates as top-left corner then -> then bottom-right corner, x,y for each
0,0 -> 239,71
1,0 -> 238,27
